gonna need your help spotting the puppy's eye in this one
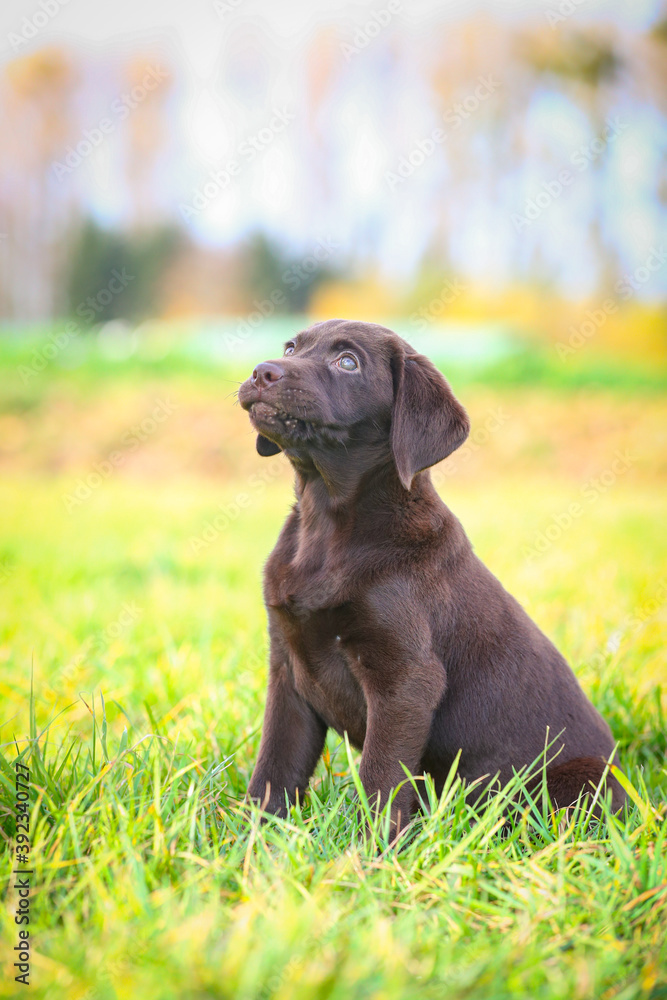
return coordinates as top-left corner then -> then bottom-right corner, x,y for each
284,343 -> 295,356
336,354 -> 358,371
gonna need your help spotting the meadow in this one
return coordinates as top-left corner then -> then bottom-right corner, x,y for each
0,326 -> 666,999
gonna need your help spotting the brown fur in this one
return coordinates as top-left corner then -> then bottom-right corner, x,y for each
238,319 -> 625,829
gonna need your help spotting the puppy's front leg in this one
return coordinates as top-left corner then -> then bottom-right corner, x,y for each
248,661 -> 327,817
359,665 -> 444,834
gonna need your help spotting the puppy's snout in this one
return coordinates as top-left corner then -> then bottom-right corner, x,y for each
252,361 -> 284,388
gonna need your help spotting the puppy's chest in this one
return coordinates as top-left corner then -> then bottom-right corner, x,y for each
265,546 -> 368,744
264,526 -> 354,613
284,607 -> 368,746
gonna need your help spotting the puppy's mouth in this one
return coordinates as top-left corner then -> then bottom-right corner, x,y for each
246,399 -> 307,438
243,396 -> 345,453
239,380 -> 345,451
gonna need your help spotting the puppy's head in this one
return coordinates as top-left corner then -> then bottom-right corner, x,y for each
238,319 -> 469,489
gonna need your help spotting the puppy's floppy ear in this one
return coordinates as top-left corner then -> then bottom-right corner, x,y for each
390,346 -> 469,490
256,434 -> 281,457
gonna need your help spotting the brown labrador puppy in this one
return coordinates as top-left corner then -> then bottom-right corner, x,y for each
238,319 -> 624,829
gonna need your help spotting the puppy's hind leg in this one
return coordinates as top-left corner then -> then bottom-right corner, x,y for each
545,756 -> 626,817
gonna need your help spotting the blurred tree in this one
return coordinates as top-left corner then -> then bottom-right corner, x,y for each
239,232 -> 340,313
1,18 -> 665,328
518,26 -> 624,295
65,219 -> 184,324
425,16 -> 513,269
123,56 -> 173,233
0,48 -> 77,320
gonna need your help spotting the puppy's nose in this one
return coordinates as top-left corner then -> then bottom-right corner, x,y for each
252,361 -> 284,388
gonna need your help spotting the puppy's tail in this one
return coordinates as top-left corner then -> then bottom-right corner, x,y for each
545,755 -> 626,815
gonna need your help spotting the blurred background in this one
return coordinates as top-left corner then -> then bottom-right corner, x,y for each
1,0 -> 666,357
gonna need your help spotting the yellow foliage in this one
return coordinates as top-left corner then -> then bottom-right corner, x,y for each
308,275 -> 404,322
309,274 -> 667,363
5,48 -> 75,98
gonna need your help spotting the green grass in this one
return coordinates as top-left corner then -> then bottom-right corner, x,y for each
1,338 -> 666,999
2,322 -> 667,406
